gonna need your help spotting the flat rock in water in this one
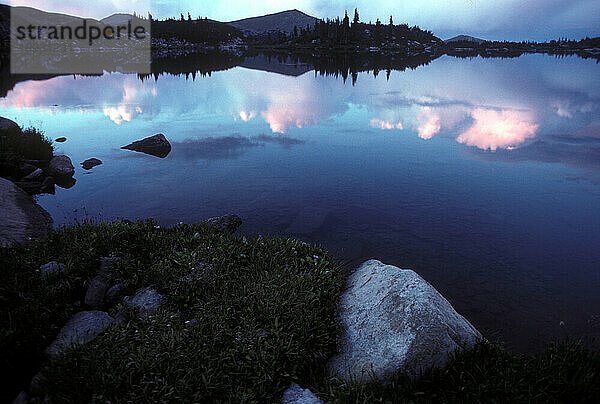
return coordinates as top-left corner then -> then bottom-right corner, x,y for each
0,178 -> 53,246
328,260 -> 481,383
121,134 -> 171,158
55,137 -> 67,143
47,155 -> 75,177
282,384 -> 323,404
45,311 -> 114,356
81,158 -> 102,170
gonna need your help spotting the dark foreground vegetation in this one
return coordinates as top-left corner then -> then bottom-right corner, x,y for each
1,221 -> 599,402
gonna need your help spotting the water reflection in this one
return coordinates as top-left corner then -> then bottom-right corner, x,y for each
1,53 -> 599,352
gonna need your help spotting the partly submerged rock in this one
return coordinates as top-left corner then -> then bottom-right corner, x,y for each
205,214 -> 242,234
54,175 -> 76,189
282,384 -> 323,404
55,137 -> 67,143
47,155 -> 75,177
0,178 -> 53,246
0,116 -> 19,131
81,158 -> 102,170
328,260 -> 481,383
124,288 -> 163,314
45,311 -> 114,356
121,134 -> 171,158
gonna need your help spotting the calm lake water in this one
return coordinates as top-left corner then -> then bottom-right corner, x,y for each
2,54 -> 599,352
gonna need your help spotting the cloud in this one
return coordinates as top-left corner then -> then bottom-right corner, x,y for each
457,108 -> 539,151
416,108 -> 441,140
370,118 -> 403,130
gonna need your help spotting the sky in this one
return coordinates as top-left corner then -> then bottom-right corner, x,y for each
5,0 -> 600,41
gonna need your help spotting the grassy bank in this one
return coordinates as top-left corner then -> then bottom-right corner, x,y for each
0,126 -> 53,162
0,221 -> 599,402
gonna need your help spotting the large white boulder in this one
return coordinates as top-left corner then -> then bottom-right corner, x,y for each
328,260 -> 481,383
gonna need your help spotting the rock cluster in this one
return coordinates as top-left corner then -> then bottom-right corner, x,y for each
0,117 -> 77,195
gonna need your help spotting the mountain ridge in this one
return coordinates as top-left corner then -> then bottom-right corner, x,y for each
228,9 -> 318,35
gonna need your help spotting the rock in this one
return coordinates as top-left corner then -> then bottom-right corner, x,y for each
11,391 -> 29,404
84,275 -> 109,309
39,261 -> 65,277
55,137 -> 67,143
81,158 -> 102,170
0,116 -> 19,131
17,163 -> 38,178
328,260 -> 481,383
14,181 -> 44,195
45,311 -> 114,356
54,175 -> 76,189
121,134 -> 171,158
41,177 -> 55,194
124,288 -> 163,314
47,155 -> 74,177
205,214 -> 242,234
282,384 -> 323,404
29,372 -> 47,396
0,178 -> 53,246
22,168 -> 44,181
99,256 -> 121,275
105,283 -> 127,305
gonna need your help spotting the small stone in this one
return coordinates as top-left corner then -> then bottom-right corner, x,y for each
84,275 -> 109,309
29,372 -> 47,396
11,391 -> 29,404
55,137 -> 67,143
45,311 -> 114,356
99,256 -> 121,277
282,384 -> 323,404
124,288 -> 163,314
22,168 -> 44,181
205,214 -> 242,234
105,283 -> 127,305
81,158 -> 102,170
39,261 -> 65,278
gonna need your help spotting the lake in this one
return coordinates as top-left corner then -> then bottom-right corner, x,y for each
1,53 -> 599,352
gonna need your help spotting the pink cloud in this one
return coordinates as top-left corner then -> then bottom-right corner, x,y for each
261,106 -> 314,133
457,108 -> 539,151
417,108 -> 441,140
370,118 -> 403,130
239,110 -> 257,122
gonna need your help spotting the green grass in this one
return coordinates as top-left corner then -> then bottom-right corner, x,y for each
1,220 -> 599,402
0,126 -> 54,161
0,219 -> 343,402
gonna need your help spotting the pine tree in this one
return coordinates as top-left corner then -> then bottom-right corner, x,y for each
353,8 -> 359,24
